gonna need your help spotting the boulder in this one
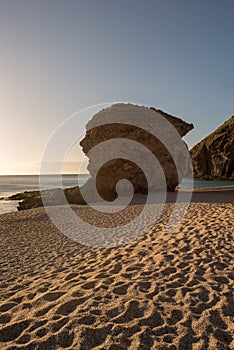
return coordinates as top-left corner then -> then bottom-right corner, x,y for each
79,103 -> 193,201
17,187 -> 86,210
18,195 -> 43,211
190,116 -> 234,180
16,103 -> 194,210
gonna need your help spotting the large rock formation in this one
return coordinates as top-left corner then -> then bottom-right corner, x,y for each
79,103 -> 193,201
190,116 -> 234,180
16,103 -> 193,210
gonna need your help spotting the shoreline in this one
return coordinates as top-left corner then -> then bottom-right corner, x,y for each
178,185 -> 234,192
1,183 -> 234,200
0,186 -> 233,215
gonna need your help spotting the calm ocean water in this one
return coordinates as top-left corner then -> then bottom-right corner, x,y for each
0,174 -> 89,214
0,175 -> 233,214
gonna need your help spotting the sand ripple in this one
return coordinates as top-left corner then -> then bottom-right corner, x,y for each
0,202 -> 233,349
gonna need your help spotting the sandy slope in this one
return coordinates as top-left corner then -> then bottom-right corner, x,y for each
0,199 -> 233,349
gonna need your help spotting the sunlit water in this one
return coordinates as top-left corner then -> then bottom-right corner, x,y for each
0,174 -> 89,214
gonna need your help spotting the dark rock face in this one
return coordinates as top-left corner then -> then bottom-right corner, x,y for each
190,116 -> 234,180
16,103 -> 193,210
18,196 -> 43,211
17,187 -> 86,210
80,103 -> 193,200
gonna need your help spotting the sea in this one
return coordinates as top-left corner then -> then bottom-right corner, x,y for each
0,174 -> 89,215
0,175 -> 233,215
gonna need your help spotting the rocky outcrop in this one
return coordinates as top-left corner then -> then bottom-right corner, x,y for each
190,116 -> 234,180
79,103 -> 193,201
17,187 -> 86,211
16,103 -> 193,210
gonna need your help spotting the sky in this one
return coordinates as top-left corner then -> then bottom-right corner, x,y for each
0,0 -> 234,174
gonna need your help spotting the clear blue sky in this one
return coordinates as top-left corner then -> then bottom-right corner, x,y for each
1,0 -> 234,174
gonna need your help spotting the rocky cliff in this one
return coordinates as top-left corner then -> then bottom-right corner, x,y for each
190,116 -> 234,180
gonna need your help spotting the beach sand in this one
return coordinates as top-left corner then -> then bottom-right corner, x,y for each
0,191 -> 233,349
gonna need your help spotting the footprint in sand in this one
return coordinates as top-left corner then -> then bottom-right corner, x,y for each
35,327 -> 48,337
113,283 -> 130,295
140,309 -> 164,328
37,286 -> 49,293
64,272 -> 78,281
28,320 -> 48,332
0,301 -> 17,312
57,329 -> 74,348
22,302 -> 33,310
114,300 -> 144,323
16,333 -> 31,344
222,297 -> 234,317
50,318 -> 68,335
0,313 -> 11,324
209,310 -> 227,330
213,329 -> 233,346
34,303 -> 56,317
42,291 -> 65,302
109,262 -> 122,274
81,281 -> 96,290
80,325 -> 112,349
0,320 -> 30,342
77,315 -> 96,325
56,297 -> 88,316
10,296 -> 23,304
167,309 -> 183,325
27,292 -> 36,300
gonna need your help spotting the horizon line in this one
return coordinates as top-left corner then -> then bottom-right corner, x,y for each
0,173 -> 89,176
